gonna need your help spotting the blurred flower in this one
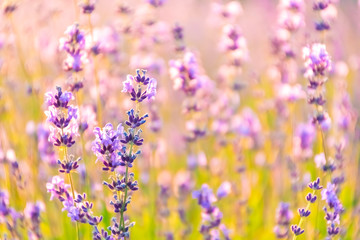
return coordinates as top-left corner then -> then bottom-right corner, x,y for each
24,201 -> 45,240
92,123 -> 123,172
146,0 -> 166,7
277,84 -> 305,102
46,176 -> 70,201
122,70 -> 158,102
80,0 -> 96,14
217,181 -> 232,199
321,183 -> 343,213
303,43 -> 331,78
219,24 -> 249,67
45,87 -> 79,148
314,153 -> 326,168
59,24 -> 88,72
192,184 -> 217,209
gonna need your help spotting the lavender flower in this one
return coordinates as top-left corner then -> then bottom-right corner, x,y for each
193,184 -> 231,239
0,189 -> 23,238
45,87 -> 79,148
192,184 -> 217,209
303,43 -> 331,79
291,178 -> 323,239
80,0 -> 96,14
146,0 -> 166,7
59,24 -> 88,72
24,201 -> 44,239
274,202 -> 293,238
169,51 -> 201,96
122,70 -> 158,102
291,225 -> 304,236
92,69 -> 155,239
216,181 -> 232,199
219,24 -> 248,66
46,176 -> 102,226
92,123 -> 124,172
293,122 -> 316,158
37,124 -> 57,166
321,183 -> 343,238
321,183 -> 343,213
309,178 -> 323,190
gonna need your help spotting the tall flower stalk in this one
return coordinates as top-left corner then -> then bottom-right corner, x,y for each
92,69 -> 157,239
45,87 -> 102,239
291,178 -> 322,239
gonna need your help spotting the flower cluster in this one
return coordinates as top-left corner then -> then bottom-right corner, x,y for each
172,23 -> 185,52
0,189 -> 23,239
291,178 -> 323,238
272,0 -> 304,60
80,0 -> 96,14
24,201 -> 45,239
59,24 -> 88,72
122,69 -> 157,102
303,43 -> 331,79
37,124 -> 57,166
313,0 -> 337,31
219,24 -> 248,67
46,176 -> 102,225
92,123 -> 124,172
274,202 -> 293,238
293,122 -> 316,158
92,69 -> 156,239
45,87 -> 79,148
146,0 -> 166,8
321,183 -> 343,238
192,184 -> 231,240
45,87 -> 80,173
278,0 -> 305,32
302,43 -> 332,131
169,51 -> 202,96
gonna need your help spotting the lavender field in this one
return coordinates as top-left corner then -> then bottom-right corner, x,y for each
0,0 -> 360,239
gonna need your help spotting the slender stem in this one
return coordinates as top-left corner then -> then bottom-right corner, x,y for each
313,193 -> 320,240
64,144 -> 80,240
68,173 -> 76,204
292,190 -> 316,240
120,142 -> 133,231
319,129 -> 328,162
68,173 -> 80,240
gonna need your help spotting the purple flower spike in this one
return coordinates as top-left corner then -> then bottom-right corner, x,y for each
123,69 -> 157,102
92,123 -> 124,172
122,75 -> 134,93
192,184 -> 217,209
146,78 -> 157,100
216,181 -> 232,199
321,183 -> 343,213
303,43 -> 331,79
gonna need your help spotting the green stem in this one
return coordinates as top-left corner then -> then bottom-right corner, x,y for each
120,142 -> 134,232
68,173 -> 80,240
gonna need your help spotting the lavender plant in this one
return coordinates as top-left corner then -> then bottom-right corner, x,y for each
192,184 -> 231,240
291,178 -> 323,239
1,1 -> 360,239
92,69 -> 157,239
45,87 -> 101,239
